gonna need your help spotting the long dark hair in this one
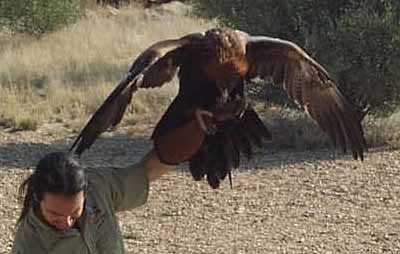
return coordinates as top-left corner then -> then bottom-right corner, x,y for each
18,152 -> 87,222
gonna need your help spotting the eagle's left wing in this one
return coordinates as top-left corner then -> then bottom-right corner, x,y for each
69,33 -> 204,155
244,33 -> 366,160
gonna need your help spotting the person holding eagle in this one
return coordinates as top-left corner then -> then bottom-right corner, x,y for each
12,27 -> 366,253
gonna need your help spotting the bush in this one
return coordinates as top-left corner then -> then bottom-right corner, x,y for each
192,0 -> 400,114
0,0 -> 86,35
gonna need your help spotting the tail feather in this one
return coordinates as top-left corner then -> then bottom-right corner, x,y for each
188,106 -> 271,188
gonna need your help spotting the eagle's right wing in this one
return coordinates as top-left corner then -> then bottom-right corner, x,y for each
244,34 -> 366,160
69,33 -> 204,155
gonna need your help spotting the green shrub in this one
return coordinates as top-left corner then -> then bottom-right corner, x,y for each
0,0 -> 86,35
192,0 -> 400,114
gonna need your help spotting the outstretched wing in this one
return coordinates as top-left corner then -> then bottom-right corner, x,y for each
69,33 -> 204,155
244,34 -> 366,160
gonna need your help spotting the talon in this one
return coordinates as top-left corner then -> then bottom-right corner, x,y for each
195,109 -> 215,134
209,124 -> 218,134
234,96 -> 247,118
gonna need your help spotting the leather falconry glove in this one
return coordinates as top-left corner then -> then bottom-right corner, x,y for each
154,98 -> 247,165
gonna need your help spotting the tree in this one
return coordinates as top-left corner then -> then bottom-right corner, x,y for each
192,0 -> 400,113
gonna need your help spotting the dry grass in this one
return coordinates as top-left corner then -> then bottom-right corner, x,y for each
364,112 -> 400,149
0,4 -> 215,130
0,4 -> 213,88
0,81 -> 179,131
253,102 -> 400,151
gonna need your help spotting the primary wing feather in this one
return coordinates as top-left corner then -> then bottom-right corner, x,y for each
69,33 -> 203,155
245,35 -> 366,160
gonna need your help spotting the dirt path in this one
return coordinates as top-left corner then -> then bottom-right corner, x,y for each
0,126 -> 399,254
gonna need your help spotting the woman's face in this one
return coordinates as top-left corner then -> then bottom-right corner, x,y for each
39,191 -> 85,231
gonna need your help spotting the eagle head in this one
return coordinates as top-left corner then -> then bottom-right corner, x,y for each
204,27 -> 246,63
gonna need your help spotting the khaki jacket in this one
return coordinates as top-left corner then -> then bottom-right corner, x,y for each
12,164 -> 149,254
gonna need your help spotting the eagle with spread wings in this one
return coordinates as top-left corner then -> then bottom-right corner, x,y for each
69,27 -> 366,188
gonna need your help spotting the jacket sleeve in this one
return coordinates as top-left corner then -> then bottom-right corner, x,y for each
87,164 -> 149,212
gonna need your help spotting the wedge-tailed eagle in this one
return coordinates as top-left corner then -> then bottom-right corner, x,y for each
69,27 -> 366,188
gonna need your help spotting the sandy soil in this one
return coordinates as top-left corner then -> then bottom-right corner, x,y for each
0,124 -> 399,254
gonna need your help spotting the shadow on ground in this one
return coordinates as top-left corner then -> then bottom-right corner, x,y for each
0,128 -> 383,174
0,132 -> 152,170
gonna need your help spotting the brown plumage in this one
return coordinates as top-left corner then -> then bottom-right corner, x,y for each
69,27 -> 366,188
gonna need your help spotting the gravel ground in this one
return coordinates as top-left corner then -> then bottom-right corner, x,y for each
0,125 -> 399,254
